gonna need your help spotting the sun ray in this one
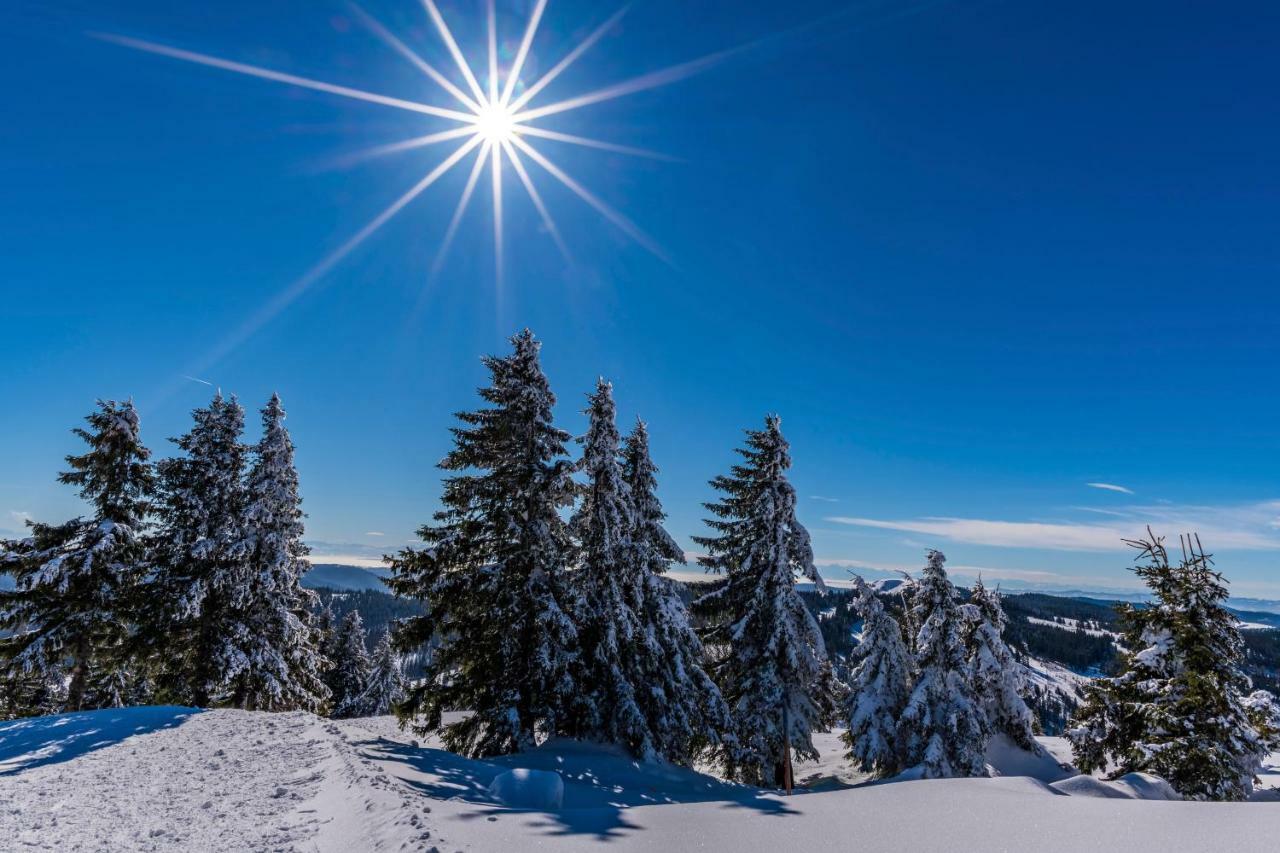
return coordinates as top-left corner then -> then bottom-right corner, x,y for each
500,0 -> 547,106
347,2 -> 483,113
431,141 -> 492,278
502,139 -> 571,263
509,135 -> 666,261
491,137 -> 505,286
327,125 -> 477,170
486,0 -> 499,103
420,0 -> 487,106
513,47 -> 735,123
184,134 -> 483,379
514,125 -> 675,161
507,6 -> 629,114
93,33 -> 474,123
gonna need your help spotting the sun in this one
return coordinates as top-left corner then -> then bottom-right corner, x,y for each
94,0 -> 727,365
472,101 -> 519,145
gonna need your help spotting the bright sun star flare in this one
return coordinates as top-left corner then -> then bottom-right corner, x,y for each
472,101 -> 518,145
95,0 -> 725,349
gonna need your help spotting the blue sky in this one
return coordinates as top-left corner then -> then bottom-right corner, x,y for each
6,0 -> 1280,597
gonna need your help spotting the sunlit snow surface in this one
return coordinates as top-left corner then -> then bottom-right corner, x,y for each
1,707 -> 1277,851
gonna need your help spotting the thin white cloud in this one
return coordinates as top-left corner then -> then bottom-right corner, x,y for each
809,556 -> 1141,591
303,554 -> 389,569
8,510 -> 31,526
365,531 -> 385,537
1087,482 -> 1134,495
305,540 -> 394,567
827,516 -> 1125,552
182,374 -> 213,387
827,500 -> 1280,553
809,495 -> 840,503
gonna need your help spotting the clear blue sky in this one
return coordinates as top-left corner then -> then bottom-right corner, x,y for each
6,0 -> 1280,597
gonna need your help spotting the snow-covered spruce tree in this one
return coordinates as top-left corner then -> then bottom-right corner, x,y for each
340,630 -> 406,717
897,550 -> 989,778
563,379 -> 653,755
1245,690 -> 1280,755
0,400 -> 154,712
622,418 -> 735,764
968,577 -> 1040,752
387,329 -> 578,756
842,575 -> 913,777
145,392 -> 254,707
229,394 -> 328,711
692,415 -> 837,786
1067,532 -> 1269,800
328,610 -> 371,717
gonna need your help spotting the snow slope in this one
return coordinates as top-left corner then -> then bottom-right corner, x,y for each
2,707 -> 1279,852
0,707 -> 435,852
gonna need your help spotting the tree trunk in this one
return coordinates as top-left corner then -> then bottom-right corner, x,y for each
65,635 -> 91,711
191,601 -> 216,707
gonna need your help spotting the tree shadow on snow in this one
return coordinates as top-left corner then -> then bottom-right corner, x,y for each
0,706 -> 201,776
355,734 -> 799,842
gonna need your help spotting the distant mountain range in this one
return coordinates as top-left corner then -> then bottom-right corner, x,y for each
302,563 -> 389,592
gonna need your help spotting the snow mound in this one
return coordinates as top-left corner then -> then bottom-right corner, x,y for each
1050,774 -> 1132,798
1049,772 -> 1182,800
1112,772 -> 1182,800
488,767 -> 564,810
984,733 -> 1073,783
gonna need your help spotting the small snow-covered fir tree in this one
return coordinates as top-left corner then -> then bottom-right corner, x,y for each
968,578 -> 1040,752
146,392 -> 255,706
1245,690 -> 1280,755
1068,532 -> 1269,800
0,400 -> 153,712
897,550 -> 989,778
387,330 -> 578,756
329,610 -> 372,717
692,415 -> 837,786
842,576 -> 913,777
563,379 -> 652,755
623,418 -> 734,764
340,630 -> 406,717
230,394 -> 328,711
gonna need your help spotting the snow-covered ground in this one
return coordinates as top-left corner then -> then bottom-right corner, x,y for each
2,707 -> 1278,852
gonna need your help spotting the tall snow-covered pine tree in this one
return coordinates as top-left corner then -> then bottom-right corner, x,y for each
146,392 -> 254,706
388,330 -> 578,756
842,575 -> 913,777
564,379 -> 652,755
968,577 -> 1040,752
622,418 -> 734,764
897,550 -> 989,778
0,400 -> 153,712
230,393 -> 328,711
692,415 -> 837,786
